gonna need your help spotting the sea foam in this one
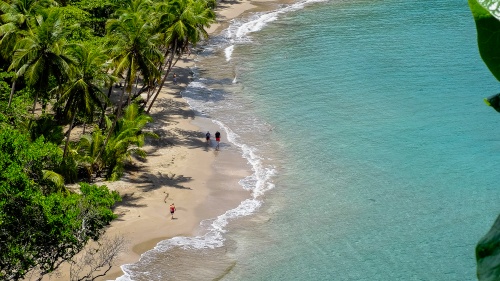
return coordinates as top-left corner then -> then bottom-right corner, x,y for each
112,0 -> 335,279
223,0 -> 328,61
114,74 -> 276,280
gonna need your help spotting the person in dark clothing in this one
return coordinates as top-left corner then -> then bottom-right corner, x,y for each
215,131 -> 221,150
205,131 -> 211,144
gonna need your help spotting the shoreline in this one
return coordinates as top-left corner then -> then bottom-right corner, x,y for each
35,2 -> 497,281
94,58 -> 252,280
41,0 -> 286,280
93,0 -> 265,279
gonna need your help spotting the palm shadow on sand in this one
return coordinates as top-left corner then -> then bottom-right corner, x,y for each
112,192 -> 146,221
123,170 -> 194,192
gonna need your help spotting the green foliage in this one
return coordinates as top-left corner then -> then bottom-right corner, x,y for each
82,35 -> 109,51
70,0 -> 120,36
69,103 -> 157,181
0,183 -> 121,280
468,2 -> 500,280
58,153 -> 79,183
28,114 -> 64,144
55,6 -> 95,42
0,0 -> 219,278
146,0 -> 215,112
57,43 -> 113,118
468,0 -> 500,82
0,0 -> 58,64
477,215 -> 500,281
0,128 -> 121,279
0,71 -> 12,96
79,182 -> 121,228
0,128 -> 36,194
9,8 -> 76,113
484,93 -> 500,112
42,169 -> 66,191
76,125 -> 106,180
0,127 -> 62,194
0,88 -> 32,132
0,128 -> 60,278
55,43 -> 114,158
105,102 -> 157,180
106,6 -> 162,90
0,71 -> 27,128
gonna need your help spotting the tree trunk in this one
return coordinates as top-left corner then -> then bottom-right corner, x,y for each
144,47 -> 172,105
63,109 -> 77,158
107,84 -> 113,99
99,86 -> 113,128
146,40 -> 178,113
130,84 -> 148,103
7,79 -> 16,108
96,69 -> 130,161
32,92 -> 39,114
128,75 -> 139,106
146,85 -> 153,102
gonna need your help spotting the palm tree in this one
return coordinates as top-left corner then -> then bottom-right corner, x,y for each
79,103 -> 157,181
77,125 -> 107,181
55,44 -> 114,158
0,0 -> 57,58
106,0 -> 162,107
9,9 -> 75,114
114,0 -> 152,16
0,0 -> 58,107
104,102 -> 157,181
146,0 -> 215,113
97,6 -> 162,160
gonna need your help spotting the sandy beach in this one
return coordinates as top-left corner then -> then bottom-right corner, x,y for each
16,1 -> 486,281
30,0 -> 290,280
92,58 -> 252,280
75,1 -> 263,280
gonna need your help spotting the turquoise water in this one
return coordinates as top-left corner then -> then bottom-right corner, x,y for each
219,0 -> 500,280
117,0 -> 500,280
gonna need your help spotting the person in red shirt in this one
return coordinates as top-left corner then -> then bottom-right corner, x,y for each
164,195 -> 176,220
169,203 -> 176,219
215,131 -> 221,150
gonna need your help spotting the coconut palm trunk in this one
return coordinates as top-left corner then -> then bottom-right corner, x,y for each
128,75 -> 140,106
7,79 -> 16,108
146,40 -> 178,113
143,48 -> 170,104
32,91 -> 39,113
63,106 -> 77,157
96,68 -> 130,161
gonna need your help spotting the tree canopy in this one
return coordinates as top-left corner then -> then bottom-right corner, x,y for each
0,0 -> 216,278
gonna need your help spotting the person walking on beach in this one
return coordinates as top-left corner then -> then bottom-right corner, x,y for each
173,73 -> 177,85
215,131 -> 221,150
169,203 -> 176,219
205,131 -> 211,144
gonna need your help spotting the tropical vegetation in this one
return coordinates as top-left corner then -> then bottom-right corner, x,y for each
0,0 -> 215,278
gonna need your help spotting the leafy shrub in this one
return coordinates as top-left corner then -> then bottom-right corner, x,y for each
0,128 -> 121,279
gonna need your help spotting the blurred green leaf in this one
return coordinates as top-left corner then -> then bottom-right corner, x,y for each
469,0 -> 500,82
477,215 -> 500,281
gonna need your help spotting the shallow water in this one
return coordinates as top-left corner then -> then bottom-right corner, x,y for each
116,0 -> 500,280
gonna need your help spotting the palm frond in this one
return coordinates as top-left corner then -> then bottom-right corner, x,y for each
42,169 -> 65,189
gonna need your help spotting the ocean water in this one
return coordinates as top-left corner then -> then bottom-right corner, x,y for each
116,0 -> 500,280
